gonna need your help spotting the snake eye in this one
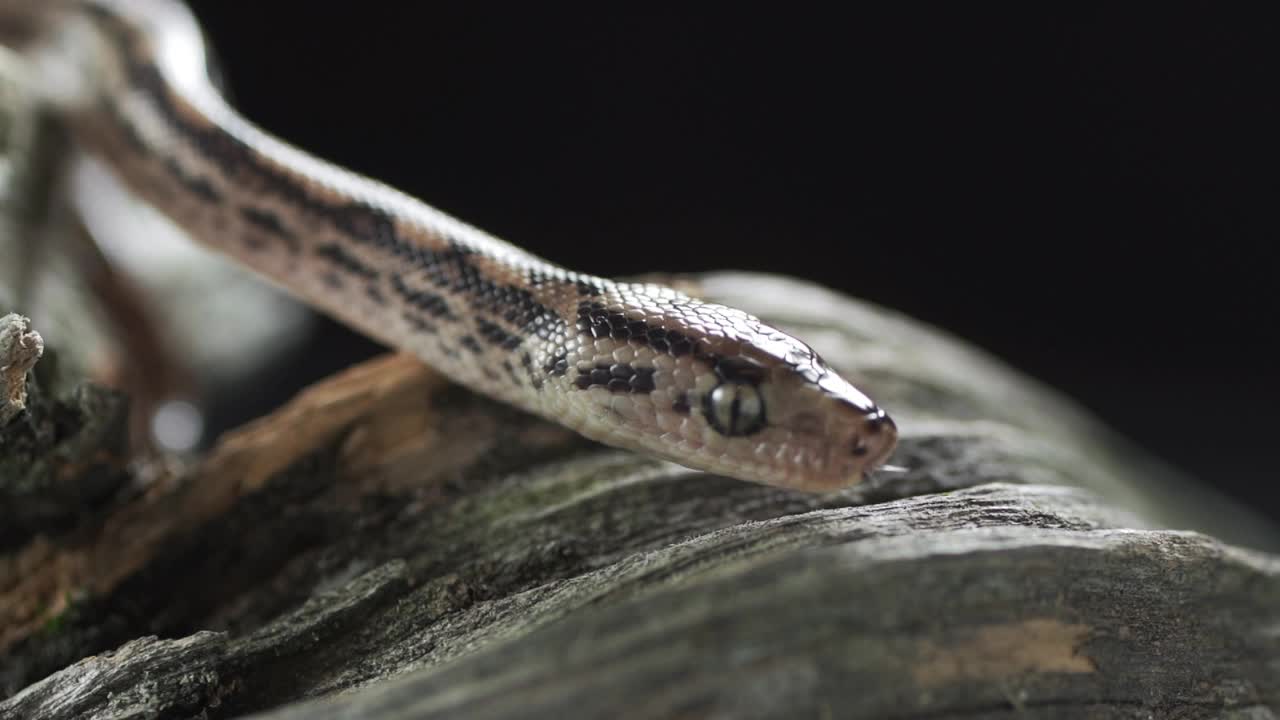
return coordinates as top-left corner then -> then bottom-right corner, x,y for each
704,383 -> 766,437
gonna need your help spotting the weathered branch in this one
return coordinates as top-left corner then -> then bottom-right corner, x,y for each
0,313 -> 42,426
0,315 -> 131,553
1,273 -> 1276,719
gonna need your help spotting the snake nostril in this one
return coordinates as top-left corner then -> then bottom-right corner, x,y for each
851,440 -> 869,457
864,410 -> 896,436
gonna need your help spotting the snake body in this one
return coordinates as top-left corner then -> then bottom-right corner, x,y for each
4,0 -> 897,491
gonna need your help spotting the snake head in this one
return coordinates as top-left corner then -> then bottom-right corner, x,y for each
567,288 -> 898,492
737,361 -> 900,491
682,324 -> 899,491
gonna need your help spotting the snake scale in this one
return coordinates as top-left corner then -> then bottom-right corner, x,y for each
2,0 -> 898,491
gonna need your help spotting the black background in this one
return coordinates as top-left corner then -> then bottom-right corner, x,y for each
183,5 -> 1277,521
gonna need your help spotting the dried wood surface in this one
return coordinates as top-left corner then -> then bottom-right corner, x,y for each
1,273 -> 1277,720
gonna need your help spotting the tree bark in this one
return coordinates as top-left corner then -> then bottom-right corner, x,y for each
1,273 -> 1277,719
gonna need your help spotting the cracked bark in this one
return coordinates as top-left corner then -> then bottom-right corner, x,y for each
1,273 -> 1277,720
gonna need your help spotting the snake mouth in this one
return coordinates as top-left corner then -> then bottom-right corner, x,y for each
859,416 -> 900,481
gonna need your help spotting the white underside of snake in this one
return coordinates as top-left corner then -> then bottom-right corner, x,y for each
3,0 -> 898,491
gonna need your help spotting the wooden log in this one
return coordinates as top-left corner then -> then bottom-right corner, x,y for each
1,273 -> 1276,719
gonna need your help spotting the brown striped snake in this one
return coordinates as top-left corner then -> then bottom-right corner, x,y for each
1,0 -> 899,491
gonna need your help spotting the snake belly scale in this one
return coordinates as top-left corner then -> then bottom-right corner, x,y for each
5,0 -> 898,491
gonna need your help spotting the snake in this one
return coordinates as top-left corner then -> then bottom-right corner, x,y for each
1,0 -> 898,491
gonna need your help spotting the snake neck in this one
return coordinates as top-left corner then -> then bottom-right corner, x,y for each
43,2 -> 634,418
